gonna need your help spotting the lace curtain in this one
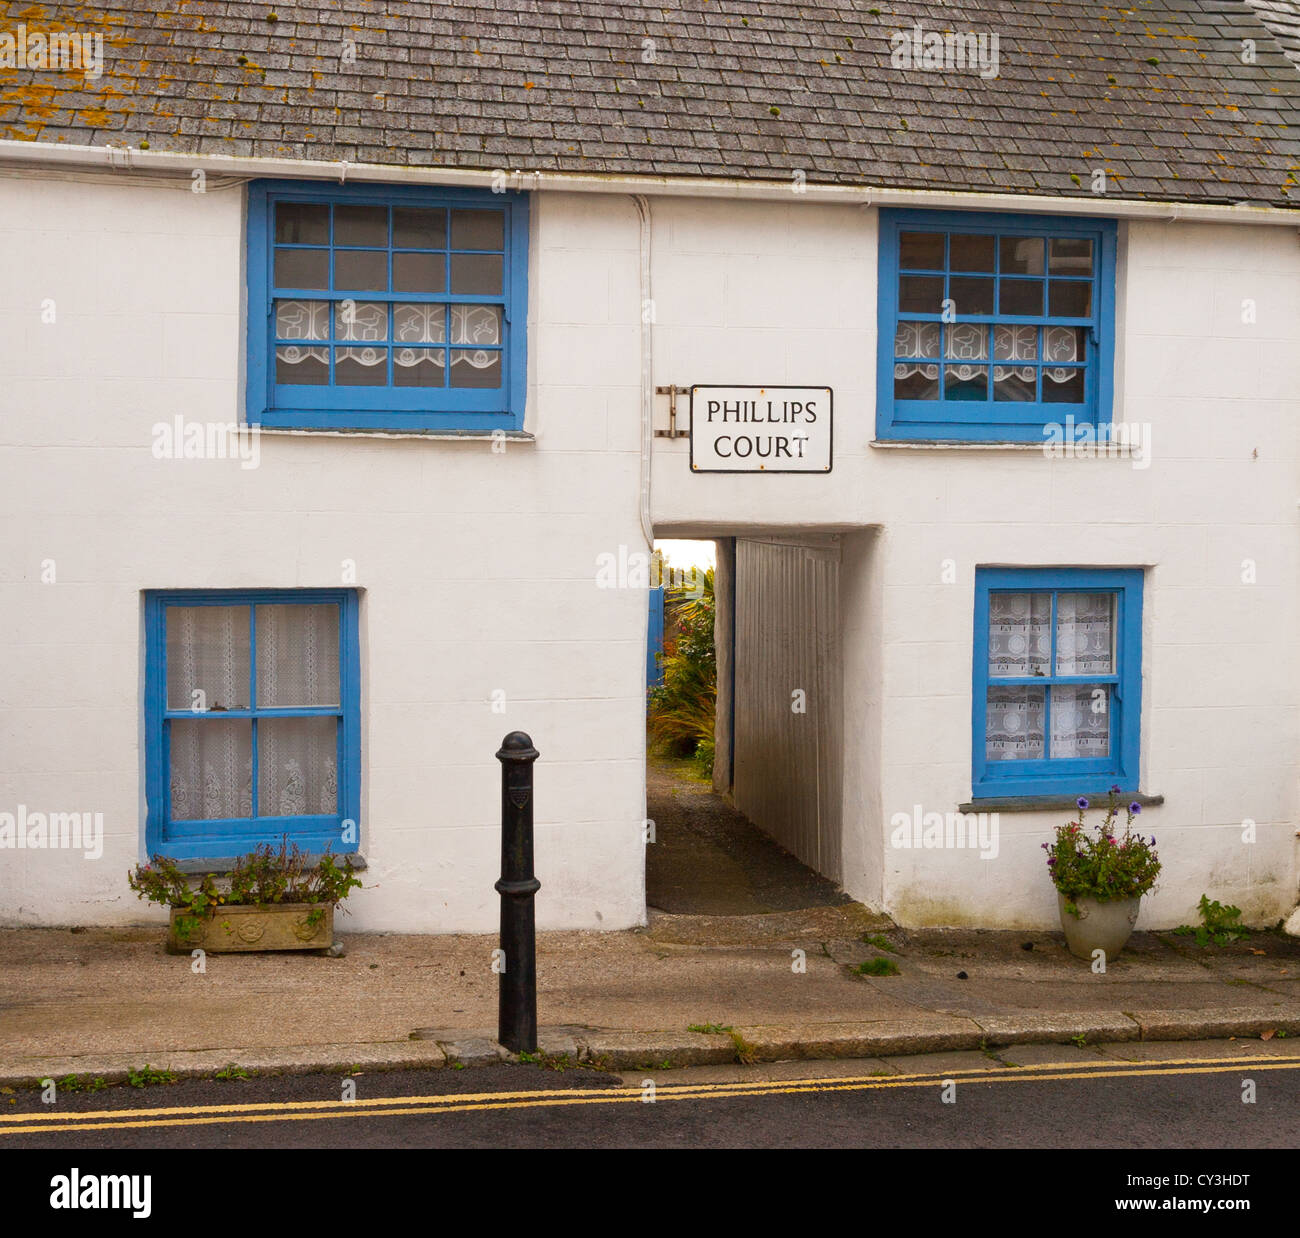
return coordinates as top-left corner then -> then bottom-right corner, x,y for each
274,299 -> 501,374
894,322 -> 1081,386
985,592 -> 1114,762
167,604 -> 338,821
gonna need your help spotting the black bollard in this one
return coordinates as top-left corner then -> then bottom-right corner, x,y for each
495,731 -> 540,1054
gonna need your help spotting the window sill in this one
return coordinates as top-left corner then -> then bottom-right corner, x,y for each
259,428 -> 534,443
958,793 -> 1163,814
174,852 -> 367,875
871,440 -> 1051,451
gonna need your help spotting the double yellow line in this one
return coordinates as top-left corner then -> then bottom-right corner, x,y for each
2,1055 -> 1297,1136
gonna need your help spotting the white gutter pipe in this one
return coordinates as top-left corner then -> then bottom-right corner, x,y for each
1,140 -> 1297,226
632,195 -> 655,553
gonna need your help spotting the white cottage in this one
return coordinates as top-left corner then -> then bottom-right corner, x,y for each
1,0 -> 1298,933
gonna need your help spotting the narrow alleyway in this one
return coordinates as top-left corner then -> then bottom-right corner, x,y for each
645,756 -> 853,915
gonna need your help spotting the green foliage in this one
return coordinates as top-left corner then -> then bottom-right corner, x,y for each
128,839 -> 362,930
687,1022 -> 732,1035
1071,1033 -> 1088,1048
648,567 -> 716,775
127,1065 -> 177,1088
58,1074 -> 108,1094
855,957 -> 899,976
1044,788 -> 1160,904
214,1064 -> 251,1081
861,933 -> 897,954
1173,894 -> 1249,946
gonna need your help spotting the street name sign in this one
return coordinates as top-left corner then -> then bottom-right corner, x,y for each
689,385 -> 833,473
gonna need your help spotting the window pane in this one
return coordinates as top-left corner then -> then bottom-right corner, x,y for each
992,324 -> 1038,361
450,253 -> 504,295
899,231 -> 944,269
894,321 -> 941,359
1050,683 -> 1110,758
334,300 -> 388,342
985,685 -> 1045,761
167,606 -> 251,711
1042,368 -> 1085,403
1043,325 -> 1085,364
894,363 -> 939,400
999,279 -> 1043,316
949,233 -> 995,272
395,347 -> 446,386
993,367 -> 1036,401
169,719 -> 252,820
1055,593 -> 1115,675
1049,237 -> 1094,276
450,208 -> 504,250
450,349 -> 502,388
393,206 -> 446,248
451,304 -> 502,347
274,299 -> 329,341
999,236 -> 1044,275
988,592 -> 1050,676
255,604 -> 340,707
945,322 -> 988,362
1049,280 -> 1092,317
334,250 -> 388,291
258,717 -> 338,816
276,346 -> 328,385
335,346 -> 388,385
944,365 -> 987,400
334,204 -> 388,247
274,248 -> 328,290
948,276 -> 994,316
275,202 -> 329,245
393,251 -> 446,293
394,302 -> 447,344
899,275 -> 943,314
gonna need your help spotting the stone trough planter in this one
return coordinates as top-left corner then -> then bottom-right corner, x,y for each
167,902 -> 333,953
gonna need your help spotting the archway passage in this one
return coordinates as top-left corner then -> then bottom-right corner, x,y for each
646,534 -> 852,916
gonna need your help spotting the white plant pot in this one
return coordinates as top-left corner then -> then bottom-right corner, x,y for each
1058,891 -> 1141,962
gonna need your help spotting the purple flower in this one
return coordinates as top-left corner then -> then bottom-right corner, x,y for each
1076,797 -> 1089,811
1150,836 -> 1156,847
1129,802 -> 1142,815
1110,784 -> 1122,793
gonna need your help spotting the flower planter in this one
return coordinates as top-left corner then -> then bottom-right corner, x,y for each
1058,891 -> 1140,961
167,902 -> 332,953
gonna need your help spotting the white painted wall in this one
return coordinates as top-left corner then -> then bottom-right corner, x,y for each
2,175 -> 1297,932
0,176 -> 649,932
650,198 -> 1300,929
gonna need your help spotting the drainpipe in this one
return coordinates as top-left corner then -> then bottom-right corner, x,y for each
633,194 -> 654,552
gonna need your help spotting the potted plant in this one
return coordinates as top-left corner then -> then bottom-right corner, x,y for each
128,839 -> 361,954
1043,787 -> 1160,961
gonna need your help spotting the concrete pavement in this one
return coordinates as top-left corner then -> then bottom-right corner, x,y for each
2,904 -> 1298,1086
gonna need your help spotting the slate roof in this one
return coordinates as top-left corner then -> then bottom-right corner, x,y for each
1,1 -> 1298,206
1245,0 -> 1300,68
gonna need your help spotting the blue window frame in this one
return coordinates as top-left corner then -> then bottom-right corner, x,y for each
144,590 -> 361,861
246,180 -> 529,432
972,568 -> 1141,799
877,210 -> 1116,442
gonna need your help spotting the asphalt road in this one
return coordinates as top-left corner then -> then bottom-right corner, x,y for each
4,1051 -> 1298,1150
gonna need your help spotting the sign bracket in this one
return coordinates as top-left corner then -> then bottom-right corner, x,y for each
654,385 -> 691,438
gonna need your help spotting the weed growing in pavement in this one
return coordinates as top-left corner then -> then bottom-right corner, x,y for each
855,958 -> 900,977
127,1065 -> 178,1088
1071,1033 -> 1088,1048
861,933 -> 898,954
57,1074 -> 108,1094
214,1064 -> 252,1081
687,1022 -> 732,1035
1174,894 -> 1249,946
